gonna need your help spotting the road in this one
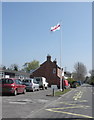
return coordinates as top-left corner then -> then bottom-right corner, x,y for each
1,84 -> 94,119
2,88 -> 58,118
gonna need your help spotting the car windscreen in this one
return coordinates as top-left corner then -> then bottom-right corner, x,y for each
35,79 -> 40,83
0,79 -> 14,84
23,79 -> 31,83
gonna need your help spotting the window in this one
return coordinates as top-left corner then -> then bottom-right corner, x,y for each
23,79 -> 31,83
15,79 -> 22,84
33,79 -> 38,84
1,79 -> 14,84
15,79 -> 19,84
53,68 -> 56,74
35,78 -> 40,83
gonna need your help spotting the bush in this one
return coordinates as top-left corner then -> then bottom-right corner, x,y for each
67,78 -> 75,84
89,76 -> 94,85
66,78 -> 77,88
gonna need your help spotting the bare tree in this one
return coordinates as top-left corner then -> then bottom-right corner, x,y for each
72,62 -> 87,82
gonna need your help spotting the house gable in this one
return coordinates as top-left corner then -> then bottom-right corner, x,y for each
30,55 -> 63,87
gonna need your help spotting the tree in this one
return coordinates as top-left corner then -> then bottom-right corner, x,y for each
23,60 -> 40,72
3,66 -> 6,70
89,69 -> 94,76
88,69 -> 94,85
9,64 -> 19,71
90,76 -> 94,85
72,62 -> 87,82
0,65 -> 6,70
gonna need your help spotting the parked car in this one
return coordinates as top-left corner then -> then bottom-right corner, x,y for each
34,77 -> 48,90
64,80 -> 70,89
22,78 -> 39,92
0,78 -> 26,96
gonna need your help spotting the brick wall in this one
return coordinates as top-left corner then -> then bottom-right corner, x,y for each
30,56 -> 61,87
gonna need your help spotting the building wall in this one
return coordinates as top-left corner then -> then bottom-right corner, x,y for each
30,56 -> 61,87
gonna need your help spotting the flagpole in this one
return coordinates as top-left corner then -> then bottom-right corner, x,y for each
60,20 -> 63,91
50,22 -> 63,91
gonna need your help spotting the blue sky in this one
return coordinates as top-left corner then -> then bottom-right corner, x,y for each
2,2 -> 92,73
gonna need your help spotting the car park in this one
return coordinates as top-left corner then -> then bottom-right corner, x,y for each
22,78 -> 39,92
0,78 -> 26,96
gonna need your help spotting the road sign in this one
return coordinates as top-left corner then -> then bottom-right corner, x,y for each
51,85 -> 58,89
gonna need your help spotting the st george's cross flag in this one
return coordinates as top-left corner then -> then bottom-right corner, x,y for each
50,23 -> 60,32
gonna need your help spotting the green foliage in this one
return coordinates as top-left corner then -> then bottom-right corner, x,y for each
66,78 -> 75,84
23,60 -> 40,72
66,77 -> 77,88
55,89 -> 71,96
89,76 -> 94,85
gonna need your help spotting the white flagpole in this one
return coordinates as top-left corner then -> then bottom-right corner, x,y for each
60,20 -> 63,91
50,22 -> 63,91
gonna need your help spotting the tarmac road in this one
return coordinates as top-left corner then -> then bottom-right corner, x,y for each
1,84 -> 94,119
27,84 -> 94,119
2,88 -> 58,118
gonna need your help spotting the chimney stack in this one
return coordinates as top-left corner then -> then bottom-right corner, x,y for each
47,55 -> 51,61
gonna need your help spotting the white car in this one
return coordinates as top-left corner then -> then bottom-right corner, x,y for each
22,78 -> 39,92
34,77 -> 48,90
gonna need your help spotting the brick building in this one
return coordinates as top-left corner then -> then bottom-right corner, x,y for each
30,55 -> 64,88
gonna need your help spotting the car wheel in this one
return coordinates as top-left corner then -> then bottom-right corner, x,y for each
37,88 -> 39,91
42,86 -> 45,90
26,89 -> 28,92
13,89 -> 17,96
32,88 -> 35,92
23,89 -> 26,94
45,87 -> 47,90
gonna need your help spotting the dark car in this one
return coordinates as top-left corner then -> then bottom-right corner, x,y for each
0,78 -> 26,96
22,78 -> 39,92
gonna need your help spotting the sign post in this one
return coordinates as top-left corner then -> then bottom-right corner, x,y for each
51,85 -> 58,96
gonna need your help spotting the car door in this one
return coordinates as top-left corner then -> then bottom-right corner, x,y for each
15,79 -> 21,93
33,79 -> 39,90
18,79 -> 25,93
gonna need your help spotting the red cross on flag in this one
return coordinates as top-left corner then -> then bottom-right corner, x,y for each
50,23 -> 60,32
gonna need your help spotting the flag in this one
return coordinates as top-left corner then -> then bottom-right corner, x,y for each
50,23 -> 60,32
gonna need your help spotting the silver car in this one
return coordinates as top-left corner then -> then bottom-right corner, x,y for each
22,78 -> 39,92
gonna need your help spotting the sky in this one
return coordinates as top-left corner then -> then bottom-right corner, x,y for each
2,2 -> 92,74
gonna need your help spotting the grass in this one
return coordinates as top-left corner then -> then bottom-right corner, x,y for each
55,88 -> 71,96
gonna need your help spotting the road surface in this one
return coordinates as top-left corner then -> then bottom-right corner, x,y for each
1,84 -> 94,119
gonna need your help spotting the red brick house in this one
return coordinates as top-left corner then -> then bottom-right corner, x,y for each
30,55 -> 64,88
